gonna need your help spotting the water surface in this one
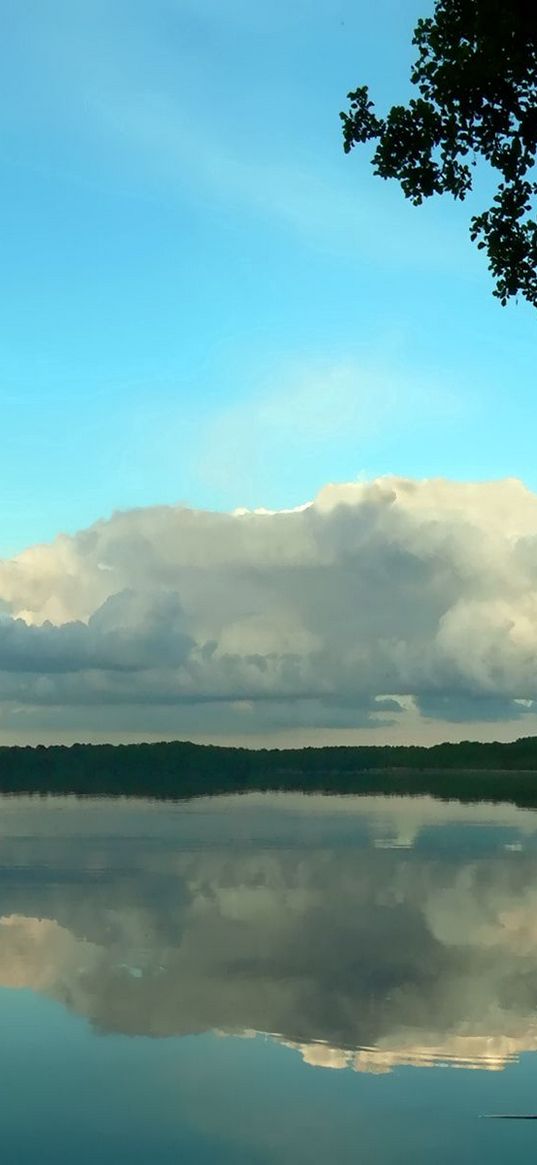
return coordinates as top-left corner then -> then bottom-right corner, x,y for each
2,791 -> 537,1161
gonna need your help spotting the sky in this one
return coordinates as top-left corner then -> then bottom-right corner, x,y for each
1,0 -> 537,745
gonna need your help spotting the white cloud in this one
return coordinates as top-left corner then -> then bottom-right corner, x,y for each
1,475 -> 537,740
2,1 -> 470,273
197,358 -> 461,504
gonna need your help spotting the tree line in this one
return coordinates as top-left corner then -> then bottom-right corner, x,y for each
1,736 -> 537,807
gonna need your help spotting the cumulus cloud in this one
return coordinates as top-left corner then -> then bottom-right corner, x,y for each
2,476 -> 537,738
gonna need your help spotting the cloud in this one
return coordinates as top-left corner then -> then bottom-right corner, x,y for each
196,358 -> 461,505
2,475 -> 537,739
2,0 -> 469,273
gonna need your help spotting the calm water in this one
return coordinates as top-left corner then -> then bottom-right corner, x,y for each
2,791 -> 537,1162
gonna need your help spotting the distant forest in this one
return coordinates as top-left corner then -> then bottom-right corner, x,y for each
2,737 -> 537,807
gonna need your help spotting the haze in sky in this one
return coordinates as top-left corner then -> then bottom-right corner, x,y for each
1,0 -> 536,744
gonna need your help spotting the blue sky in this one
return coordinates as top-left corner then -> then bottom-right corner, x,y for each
2,1 -> 537,744
1,0 -> 535,557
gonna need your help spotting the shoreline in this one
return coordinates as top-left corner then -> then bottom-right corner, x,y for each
1,740 -> 537,807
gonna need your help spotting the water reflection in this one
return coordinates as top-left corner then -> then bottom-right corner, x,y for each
1,792 -> 537,1074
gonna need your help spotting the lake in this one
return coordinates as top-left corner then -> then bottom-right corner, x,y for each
2,790 -> 537,1162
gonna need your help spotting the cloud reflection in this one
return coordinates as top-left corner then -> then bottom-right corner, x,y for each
1,794 -> 537,1072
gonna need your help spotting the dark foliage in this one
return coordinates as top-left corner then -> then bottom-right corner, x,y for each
341,0 -> 537,305
2,736 -> 537,808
